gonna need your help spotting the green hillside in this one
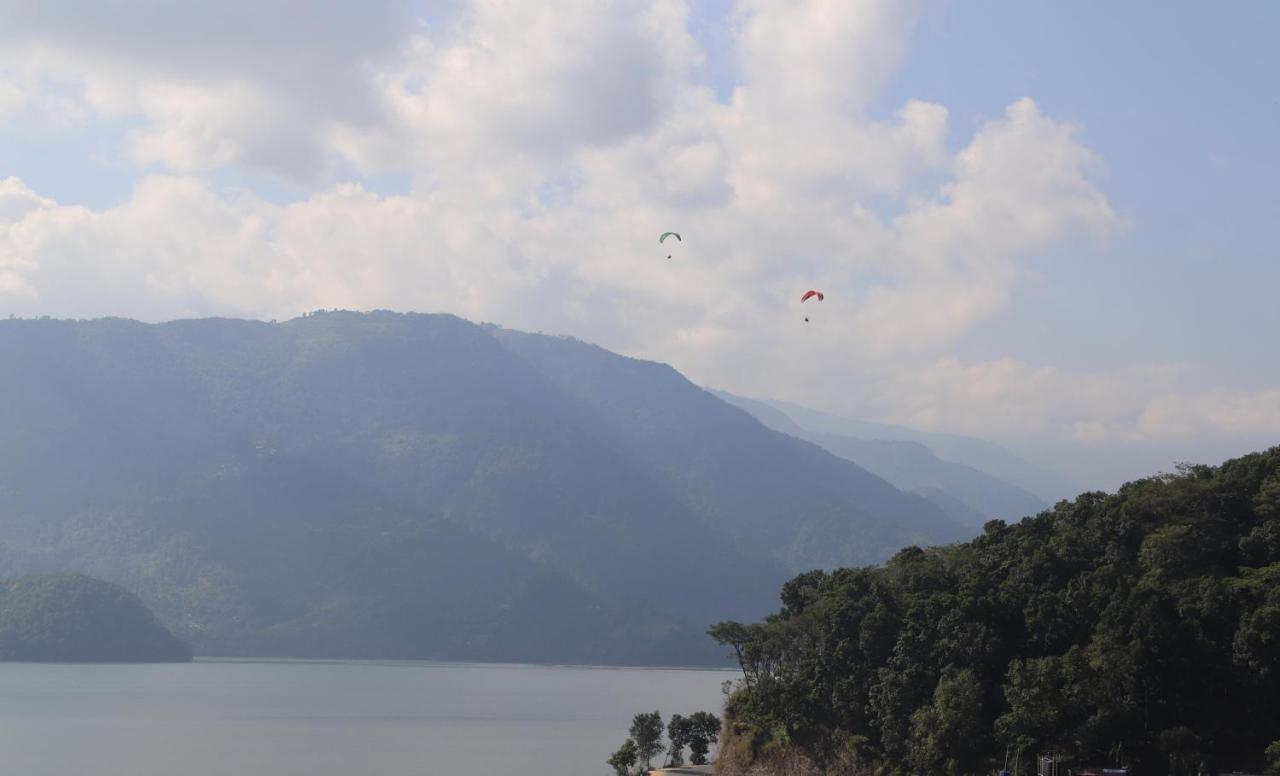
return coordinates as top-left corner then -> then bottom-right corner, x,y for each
0,573 -> 191,662
0,312 -> 963,663
712,447 -> 1280,774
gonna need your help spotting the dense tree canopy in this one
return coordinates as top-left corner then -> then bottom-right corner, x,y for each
712,448 -> 1280,775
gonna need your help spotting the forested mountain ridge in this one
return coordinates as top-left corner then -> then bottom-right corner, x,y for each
0,573 -> 191,662
0,312 -> 964,663
711,447 -> 1280,775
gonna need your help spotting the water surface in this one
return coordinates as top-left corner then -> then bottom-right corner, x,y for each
0,659 -> 732,776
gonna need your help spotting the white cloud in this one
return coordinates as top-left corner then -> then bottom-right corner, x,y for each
8,0 -> 1262,452
734,0 -> 924,112
859,357 -> 1184,442
341,0 -> 696,177
1139,389 -> 1280,441
0,0 -> 408,176
829,355 -> 1280,445
0,177 -> 55,222
853,98 -> 1122,353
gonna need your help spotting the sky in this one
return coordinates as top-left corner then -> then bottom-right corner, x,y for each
1,0 -> 1277,489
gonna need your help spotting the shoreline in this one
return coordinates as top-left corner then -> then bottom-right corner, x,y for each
193,656 -> 743,673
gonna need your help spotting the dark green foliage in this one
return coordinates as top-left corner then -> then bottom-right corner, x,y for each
713,449 -> 1280,774
667,713 -> 691,766
0,573 -> 190,662
629,710 -> 665,769
908,667 -> 983,775
687,710 -> 721,765
618,709 -> 720,771
0,312 -> 963,664
608,738 -> 639,776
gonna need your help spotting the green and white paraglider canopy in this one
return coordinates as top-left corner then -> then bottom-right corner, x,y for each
659,231 -> 681,259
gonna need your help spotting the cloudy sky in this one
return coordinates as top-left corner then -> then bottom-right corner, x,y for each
1,0 -> 1277,488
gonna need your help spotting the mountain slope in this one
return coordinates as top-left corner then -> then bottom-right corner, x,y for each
715,391 -> 1046,527
0,573 -> 191,662
495,330 -> 967,569
0,314 -> 755,662
756,396 -> 1079,503
0,312 -> 966,662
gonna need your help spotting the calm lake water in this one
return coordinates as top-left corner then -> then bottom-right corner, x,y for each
0,659 -> 733,776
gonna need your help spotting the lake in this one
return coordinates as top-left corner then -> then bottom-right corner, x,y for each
0,659 -> 734,776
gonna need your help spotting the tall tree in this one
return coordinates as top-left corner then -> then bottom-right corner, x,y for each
630,710 -> 665,771
687,711 -> 721,765
666,713 -> 691,766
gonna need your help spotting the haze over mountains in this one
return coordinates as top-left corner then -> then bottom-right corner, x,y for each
744,396 -> 1081,503
714,392 -> 1069,528
0,311 -> 975,664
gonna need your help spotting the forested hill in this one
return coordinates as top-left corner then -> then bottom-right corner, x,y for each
711,447 -> 1280,775
0,574 -> 191,662
0,312 -> 964,664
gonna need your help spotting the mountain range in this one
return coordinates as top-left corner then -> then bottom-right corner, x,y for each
0,312 -> 972,664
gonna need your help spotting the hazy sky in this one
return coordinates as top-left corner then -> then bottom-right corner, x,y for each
1,0 -> 1276,487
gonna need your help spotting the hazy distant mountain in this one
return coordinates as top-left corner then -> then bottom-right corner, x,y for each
0,312 -> 964,664
0,573 -> 190,662
908,486 -> 991,528
713,391 -> 1048,526
717,391 -> 1078,506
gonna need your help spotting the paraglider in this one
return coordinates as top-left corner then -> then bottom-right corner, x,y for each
659,231 -> 681,259
800,289 -> 824,322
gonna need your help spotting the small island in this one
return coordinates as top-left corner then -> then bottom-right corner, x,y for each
0,573 -> 191,663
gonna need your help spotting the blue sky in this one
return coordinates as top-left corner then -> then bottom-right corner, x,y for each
0,0 -> 1276,487
882,1 -> 1280,382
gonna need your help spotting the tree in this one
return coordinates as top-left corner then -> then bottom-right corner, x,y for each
630,710 -> 665,771
687,710 -> 721,765
666,713 -> 691,766
1266,739 -> 1280,776
712,447 -> 1280,775
908,667 -> 984,775
607,738 -> 639,776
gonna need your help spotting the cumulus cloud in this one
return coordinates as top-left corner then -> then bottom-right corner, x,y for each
1139,389 -> 1280,442
0,0 -> 408,176
4,0 -> 1260,450
854,98 -> 1122,353
851,356 -> 1280,447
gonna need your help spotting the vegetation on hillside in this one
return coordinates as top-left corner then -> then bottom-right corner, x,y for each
0,573 -> 191,662
0,312 -> 963,664
711,448 -> 1280,775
